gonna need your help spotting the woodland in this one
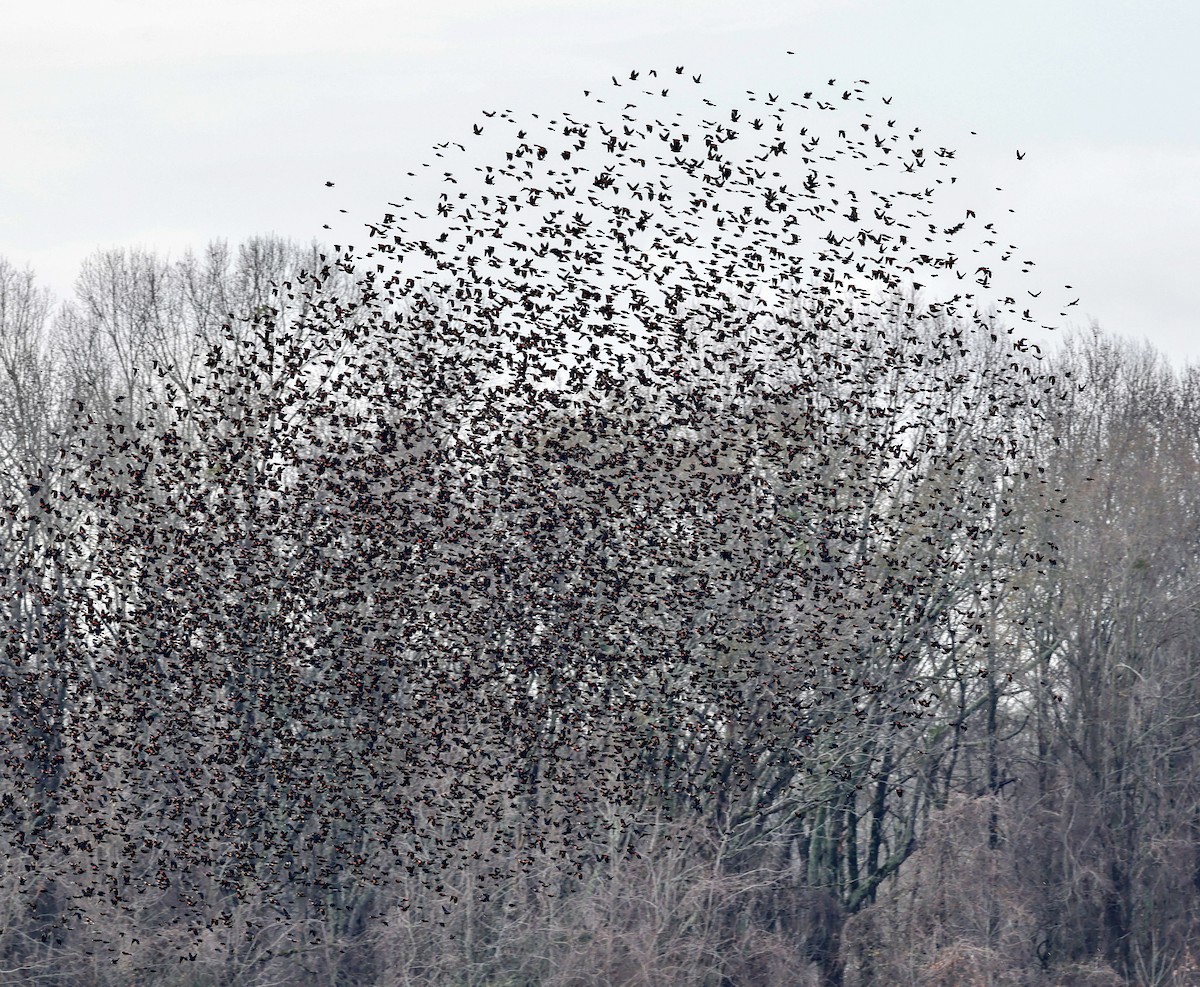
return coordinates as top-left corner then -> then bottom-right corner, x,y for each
0,236 -> 1196,987
2,68 -> 1198,987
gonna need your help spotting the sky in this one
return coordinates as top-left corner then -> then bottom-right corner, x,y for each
3,0 -> 1198,369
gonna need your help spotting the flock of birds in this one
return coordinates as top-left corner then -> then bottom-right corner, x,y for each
4,60 -> 1076,969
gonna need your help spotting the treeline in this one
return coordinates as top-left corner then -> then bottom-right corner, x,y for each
1,238 -> 1197,987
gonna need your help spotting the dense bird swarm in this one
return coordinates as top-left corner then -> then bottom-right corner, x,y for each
5,65 -> 1071,967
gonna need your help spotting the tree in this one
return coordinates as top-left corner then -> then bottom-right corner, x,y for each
1007,330 -> 1200,980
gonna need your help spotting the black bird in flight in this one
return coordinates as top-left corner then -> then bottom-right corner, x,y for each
6,57 -> 1065,973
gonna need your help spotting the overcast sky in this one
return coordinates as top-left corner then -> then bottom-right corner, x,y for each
4,0 -> 1197,368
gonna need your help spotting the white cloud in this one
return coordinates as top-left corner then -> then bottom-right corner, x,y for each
5,0 -> 454,69
999,141 -> 1200,363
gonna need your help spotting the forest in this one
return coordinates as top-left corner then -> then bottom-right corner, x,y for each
1,232 -> 1196,987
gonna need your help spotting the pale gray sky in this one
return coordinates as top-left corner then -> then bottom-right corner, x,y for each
4,0 -> 1197,366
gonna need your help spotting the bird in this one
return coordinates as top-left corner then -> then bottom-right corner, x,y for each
5,58 -> 1073,981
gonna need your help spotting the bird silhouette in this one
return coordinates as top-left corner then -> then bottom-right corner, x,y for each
1,58 -> 1068,978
